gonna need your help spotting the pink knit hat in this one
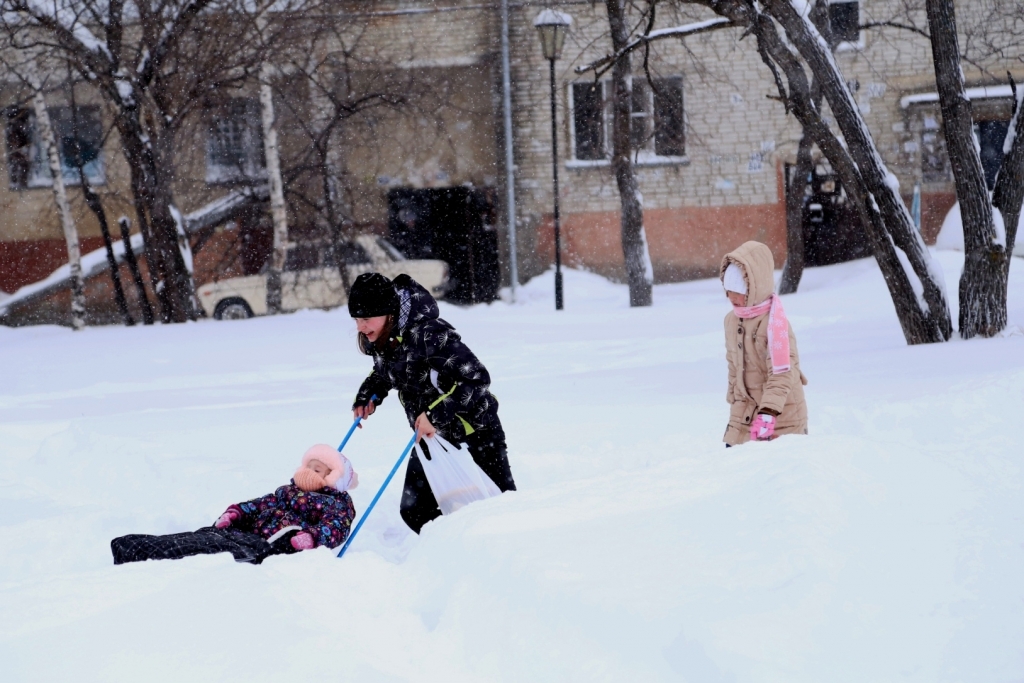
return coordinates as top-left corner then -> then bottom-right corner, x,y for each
296,444 -> 358,492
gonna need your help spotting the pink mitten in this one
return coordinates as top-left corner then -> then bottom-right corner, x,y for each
214,508 -> 240,529
750,413 -> 776,441
290,532 -> 315,550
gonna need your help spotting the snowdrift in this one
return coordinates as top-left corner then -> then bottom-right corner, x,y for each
936,201 -> 1024,256
1,252 -> 1022,682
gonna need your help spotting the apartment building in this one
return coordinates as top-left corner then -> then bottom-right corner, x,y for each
2,0 -> 1020,315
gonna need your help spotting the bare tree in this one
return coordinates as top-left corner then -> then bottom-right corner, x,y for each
24,55 -> 85,329
992,89 -> 1024,272
925,0 -> 1024,338
858,0 -> 1024,337
65,64 -> 134,326
579,0 -> 952,343
118,217 -> 156,324
758,0 -> 952,342
2,0 -> 292,322
266,21 -> 418,284
779,0 -> 830,296
778,115 -> 815,295
605,0 -> 654,307
255,12 -> 289,315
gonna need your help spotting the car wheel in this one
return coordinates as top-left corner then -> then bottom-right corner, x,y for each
214,298 -> 254,321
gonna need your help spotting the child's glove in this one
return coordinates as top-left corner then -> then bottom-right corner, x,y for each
750,413 -> 776,441
290,532 -> 315,550
214,508 -> 241,529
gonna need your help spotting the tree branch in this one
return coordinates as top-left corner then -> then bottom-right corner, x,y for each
859,20 -> 931,41
140,0 -> 217,86
576,16 -> 734,76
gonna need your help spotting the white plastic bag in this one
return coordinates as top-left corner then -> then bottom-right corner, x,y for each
415,434 -> 501,515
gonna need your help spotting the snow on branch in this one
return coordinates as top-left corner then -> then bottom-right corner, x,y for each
575,17 -> 733,75
20,0 -> 112,58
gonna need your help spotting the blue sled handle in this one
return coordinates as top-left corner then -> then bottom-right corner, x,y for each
336,431 -> 418,558
337,395 -> 378,452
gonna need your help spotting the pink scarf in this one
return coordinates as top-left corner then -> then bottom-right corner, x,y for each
733,294 -> 791,374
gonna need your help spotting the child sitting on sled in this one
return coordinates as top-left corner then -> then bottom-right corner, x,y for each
111,445 -> 358,565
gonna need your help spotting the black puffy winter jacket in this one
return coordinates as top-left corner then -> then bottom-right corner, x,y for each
352,275 -> 500,436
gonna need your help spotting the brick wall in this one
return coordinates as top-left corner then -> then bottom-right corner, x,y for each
503,2 -> 798,281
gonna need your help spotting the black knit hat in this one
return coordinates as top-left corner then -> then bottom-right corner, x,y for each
348,272 -> 399,318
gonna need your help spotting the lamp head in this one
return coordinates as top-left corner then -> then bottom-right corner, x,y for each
534,8 -> 573,60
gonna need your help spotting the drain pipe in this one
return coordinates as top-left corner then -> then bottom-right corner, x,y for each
500,0 -> 519,301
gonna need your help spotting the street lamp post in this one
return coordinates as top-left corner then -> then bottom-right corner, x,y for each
534,8 -> 572,310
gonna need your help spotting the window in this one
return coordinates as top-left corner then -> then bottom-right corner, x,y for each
323,241 -> 371,267
4,108 -> 33,189
920,117 -> 951,184
630,82 -> 649,151
829,0 -> 861,46
572,82 -> 605,161
653,77 -> 685,157
570,76 -> 685,163
375,237 -> 406,261
4,106 -> 105,189
206,98 -> 264,183
284,244 -> 319,272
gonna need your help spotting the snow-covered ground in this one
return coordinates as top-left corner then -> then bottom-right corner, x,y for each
1,250 -> 1022,682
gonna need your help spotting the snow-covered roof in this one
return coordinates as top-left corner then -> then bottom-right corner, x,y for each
0,187 -> 270,319
900,85 -> 1015,109
184,185 -> 269,234
0,232 -> 145,316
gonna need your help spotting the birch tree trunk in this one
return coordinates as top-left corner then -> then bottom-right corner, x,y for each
29,65 -> 85,330
67,70 -> 133,326
926,0 -> 1006,338
605,0 -> 653,307
260,58 -> 288,314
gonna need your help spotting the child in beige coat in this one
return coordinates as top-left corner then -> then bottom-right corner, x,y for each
720,241 -> 808,446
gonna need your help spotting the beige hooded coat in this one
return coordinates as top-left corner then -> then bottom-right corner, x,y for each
721,241 -> 808,445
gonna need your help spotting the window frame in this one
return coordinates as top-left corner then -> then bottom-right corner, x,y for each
567,75 -> 688,168
570,80 -> 607,163
4,105 -> 106,190
205,97 -> 266,185
829,0 -> 864,52
323,241 -> 373,267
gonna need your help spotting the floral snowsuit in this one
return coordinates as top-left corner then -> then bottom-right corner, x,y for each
111,484 -> 355,565
227,484 -> 356,549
